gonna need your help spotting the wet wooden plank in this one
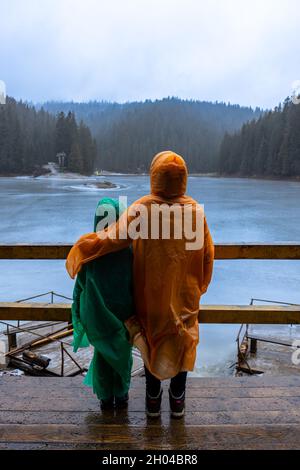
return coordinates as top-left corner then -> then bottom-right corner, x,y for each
1,243 -> 300,259
1,394 -> 300,412
3,375 -> 300,388
0,244 -> 71,259
215,242 -> 300,260
2,384 -> 300,399
1,423 -> 300,450
199,305 -> 300,324
0,302 -> 71,322
2,302 -> 300,324
3,408 -> 300,427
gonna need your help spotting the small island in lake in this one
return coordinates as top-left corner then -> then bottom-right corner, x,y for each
84,180 -> 118,189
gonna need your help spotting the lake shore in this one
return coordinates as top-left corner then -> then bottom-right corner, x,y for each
212,173 -> 300,183
1,171 -> 300,183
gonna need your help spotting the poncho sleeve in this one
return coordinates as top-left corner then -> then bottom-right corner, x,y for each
66,209 -> 133,279
201,217 -> 214,294
71,267 -> 90,351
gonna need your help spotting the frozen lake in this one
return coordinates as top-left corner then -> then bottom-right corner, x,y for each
1,174 -> 300,376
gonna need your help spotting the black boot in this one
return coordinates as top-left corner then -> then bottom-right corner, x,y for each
146,389 -> 163,418
115,393 -> 129,409
169,389 -> 185,419
100,397 -> 114,410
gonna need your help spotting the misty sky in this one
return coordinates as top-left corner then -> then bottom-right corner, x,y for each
1,0 -> 300,108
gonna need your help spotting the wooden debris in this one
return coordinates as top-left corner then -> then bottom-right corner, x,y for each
22,351 -> 51,369
8,356 -> 59,377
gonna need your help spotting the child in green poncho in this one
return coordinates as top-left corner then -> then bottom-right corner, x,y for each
71,197 -> 134,410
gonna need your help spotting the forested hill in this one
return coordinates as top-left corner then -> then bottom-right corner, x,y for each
42,98 -> 262,172
0,98 -> 96,175
0,98 -> 55,175
219,98 -> 300,177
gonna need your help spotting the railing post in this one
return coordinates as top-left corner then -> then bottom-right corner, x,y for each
7,332 -> 17,351
250,338 -> 257,354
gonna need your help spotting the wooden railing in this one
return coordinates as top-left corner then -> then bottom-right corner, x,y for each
0,243 -> 300,324
0,302 -> 300,324
0,242 -> 300,259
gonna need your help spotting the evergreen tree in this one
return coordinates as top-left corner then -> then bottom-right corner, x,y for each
0,98 -> 96,176
78,121 -> 96,174
219,98 -> 300,177
55,112 -> 68,155
68,142 -> 83,173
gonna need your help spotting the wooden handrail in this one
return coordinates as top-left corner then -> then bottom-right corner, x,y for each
0,242 -> 300,259
1,302 -> 300,324
0,244 -> 299,325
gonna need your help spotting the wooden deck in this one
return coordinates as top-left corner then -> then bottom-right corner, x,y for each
2,376 -> 300,450
1,242 -> 300,450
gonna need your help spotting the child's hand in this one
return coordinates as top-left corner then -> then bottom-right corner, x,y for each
124,315 -> 142,344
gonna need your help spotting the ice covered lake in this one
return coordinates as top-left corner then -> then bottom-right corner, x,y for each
1,174 -> 300,376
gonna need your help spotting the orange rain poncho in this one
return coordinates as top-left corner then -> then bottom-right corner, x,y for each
66,151 -> 214,380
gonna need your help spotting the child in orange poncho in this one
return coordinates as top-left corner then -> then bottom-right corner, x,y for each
66,151 -> 214,418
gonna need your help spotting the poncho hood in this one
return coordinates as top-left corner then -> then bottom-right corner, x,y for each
94,197 -> 125,232
150,150 -> 187,199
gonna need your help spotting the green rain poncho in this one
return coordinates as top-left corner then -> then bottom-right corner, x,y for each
71,198 -> 134,400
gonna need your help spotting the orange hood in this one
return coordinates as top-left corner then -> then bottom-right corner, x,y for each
150,150 -> 187,198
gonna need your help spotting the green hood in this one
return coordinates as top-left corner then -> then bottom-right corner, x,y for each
93,197 -> 125,232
